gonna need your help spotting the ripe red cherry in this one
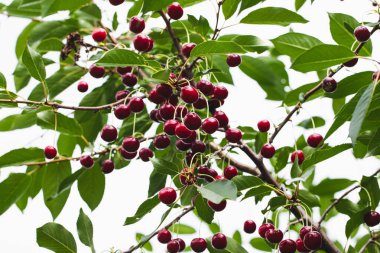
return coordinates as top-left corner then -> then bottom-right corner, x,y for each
209,98 -> 224,109
176,139 -> 191,151
364,211 -> 380,227
265,229 -> 284,243
296,239 -> 309,252
156,83 -> 173,98
44,146 -> 57,159
175,105 -> 188,118
197,166 -> 215,182
120,148 -> 137,160
148,89 -> 165,104
116,66 -> 132,75
122,136 -> 140,152
191,238 -> 207,252
224,166 -> 238,180
164,120 -> 179,135
139,148 -> 154,162
157,229 -> 172,244
129,97 -> 144,113
150,109 -> 160,122
129,16 -> 145,34
196,80 -> 214,96
182,130 -> 196,143
122,73 -> 137,87
92,28 -> 107,42
213,111 -> 229,128
208,200 -> 227,212
144,37 -> 154,52
179,168 -> 195,185
279,239 -> 296,253
174,238 -> 185,251
343,58 -> 358,67
303,231 -> 322,250
257,120 -> 270,132
159,103 -> 175,120
115,90 -> 129,101
154,134 -> 171,149
299,226 -> 312,240
167,240 -> 180,253
133,34 -> 151,52
80,155 -> 94,168
190,141 -> 205,153
193,97 -> 207,109
226,54 -> 242,67
114,104 -> 131,120
109,0 -> 124,6
101,125 -> 118,142
261,144 -> 275,158
167,2 -> 184,20
291,150 -> 305,165
184,112 -> 202,130
258,223 -> 275,238
307,133 -> 323,148
354,26 -> 371,42
159,187 -> 177,205
77,81 -> 88,92
211,233 -> 227,249
201,117 -> 220,134
225,128 -> 242,143
244,220 -> 256,234
213,86 -> 228,100
89,64 -> 105,78
182,43 -> 196,58
101,159 -> 114,174
169,94 -> 179,106
175,123 -> 193,139
180,86 -> 199,104
322,77 -> 337,93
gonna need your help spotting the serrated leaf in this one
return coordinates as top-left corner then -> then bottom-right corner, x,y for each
96,49 -> 146,67
197,179 -> 237,203
232,175 -> 263,191
0,148 -> 44,169
310,178 -> 355,196
241,7 -> 308,26
37,222 -> 77,253
150,158 -> 179,176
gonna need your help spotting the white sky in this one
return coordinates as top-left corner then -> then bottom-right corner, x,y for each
0,0 -> 379,252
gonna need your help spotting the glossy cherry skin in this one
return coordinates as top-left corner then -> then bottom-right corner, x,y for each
44,146 -> 57,159
144,37 -> 154,52
224,166 -> 238,180
291,150 -> 305,165
303,231 -> 322,250
89,64 -> 105,78
174,238 -> 185,251
299,226 -> 313,240
191,238 -> 207,252
164,120 -> 179,135
158,187 -> 177,205
296,239 -> 310,252
153,134 -> 171,149
211,233 -> 227,249
265,229 -> 284,243
157,229 -> 172,244
139,148 -> 154,162
182,130 -> 196,143
213,86 -> 228,100
77,81 -> 88,92
156,83 -> 173,98
129,97 -> 144,113
101,125 -> 118,142
213,111 -> 229,128
182,43 -> 196,58
257,120 -> 270,132
80,155 -> 94,168
129,16 -> 145,34
201,117 -> 220,134
354,26 -> 371,42
208,200 -> 227,212
343,58 -> 358,67
159,103 -> 175,120
122,136 -> 140,152
114,104 -> 131,120
92,28 -> 107,42
197,166 -> 216,182
322,77 -> 337,93
196,80 -> 214,96
307,133 -> 323,148
176,139 -> 191,151
180,86 -> 199,104
101,159 -> 114,174
191,140 -> 206,153
115,90 -> 129,101
148,89 -> 165,104
175,123 -> 193,139
364,211 -> 380,227
279,239 -> 297,253
109,0 -> 124,6
120,148 -> 137,160
258,223 -> 275,238
261,144 -> 276,158
225,128 -> 242,143
167,240 -> 180,253
244,220 -> 256,234
122,73 -> 137,87
226,54 -> 241,67
116,66 -> 132,75
175,105 -> 188,118
167,2 -> 184,20
133,34 -> 151,52
183,112 -> 202,130
149,109 -> 160,122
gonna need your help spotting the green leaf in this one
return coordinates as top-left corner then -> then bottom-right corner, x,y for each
151,158 -> 179,176
0,72 -> 6,89
207,237 -> 249,253
302,144 -> 352,170
135,233 -> 153,251
222,0 -> 240,20
250,237 -> 273,251
55,169 -> 85,197
233,230 -> 242,244
232,175 -> 263,191
127,0 -> 144,19
292,45 -> 356,73
37,38 -> 65,52
283,81 -> 322,106
197,179 -> 237,203
169,224 -> 196,234
148,169 -> 167,197
219,34 -> 271,53
190,41 -> 246,58
16,21 -> 39,59
290,157 -> 301,178
295,0 -> 307,10
194,194 -> 214,224
241,7 -> 308,26
297,116 -> 325,129
13,63 -> 31,91
77,209 -> 95,252
359,176 -> 380,210
22,45 -> 46,82
298,190 -> 320,207
243,186 -> 272,201
0,112 -> 38,131
310,178 -> 355,196
345,208 -> 369,238
0,147 -> 44,169
152,69 -> 170,82
112,12 -> 119,30
41,0 -> 91,16
239,0 -> 263,13
5,0 -> 41,18
142,0 -> 172,12
0,173 -> 32,215
96,49 -> 146,67
119,108 -> 152,138
325,72 -> 373,99
37,111 -> 83,136
37,222 -> 77,253
78,164 -> 105,211
124,195 -> 160,225
335,199 -> 360,216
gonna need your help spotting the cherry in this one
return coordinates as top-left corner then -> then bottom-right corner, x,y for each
182,130 -> 196,143
167,240 -> 180,253
77,81 -> 88,92
115,90 -> 129,101
257,120 -> 270,132
156,83 -> 173,98
244,220 -> 256,234
191,238 -> 207,252
279,239 -> 296,253
322,77 -> 337,93
144,37 -> 154,52
114,104 -> 131,120
157,229 -> 172,244
129,97 -> 144,113
179,168 -> 195,185
175,105 -> 188,118
226,54 -> 242,67
159,187 -> 177,205
343,58 -> 358,67
169,94 -> 179,106
139,148 -> 154,162
265,229 -> 283,243
299,226 -> 312,240
291,150 -> 305,165
159,103 -> 175,120
211,233 -> 227,249
215,175 -> 225,180
122,136 -> 140,152
185,152 -> 197,166
225,128 -> 242,143
120,148 -> 137,160
164,120 -> 179,135
44,146 -> 57,159
258,223 -> 275,238
196,80 -> 214,96
116,66 -> 132,75
303,231 -> 322,250
89,64 -> 105,78
174,238 -> 186,251
175,123 -> 193,139
92,28 -> 107,42
209,98 -> 224,109
364,211 -> 380,227
213,86 -> 228,100
109,0 -> 124,6
148,89 -> 165,104
167,2 -> 184,20
176,139 -> 191,151
191,140 -> 206,153
193,97 -> 207,109
208,200 -> 227,212
101,125 -> 117,142
180,86 -> 199,104
354,26 -> 371,42
101,159 -> 114,174
307,133 -> 323,148
122,73 -> 137,87
129,16 -> 145,34
224,165 -> 238,180
213,111 -> 229,128
150,109 -> 160,122
154,134 -> 171,149
296,239 -> 310,252
182,43 -> 196,58
184,112 -> 202,130
261,144 -> 275,158
133,34 -> 151,52
201,117 -> 220,134
372,71 -> 380,81
80,155 -> 94,168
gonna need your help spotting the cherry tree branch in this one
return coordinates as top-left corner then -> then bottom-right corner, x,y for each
359,234 -> 380,253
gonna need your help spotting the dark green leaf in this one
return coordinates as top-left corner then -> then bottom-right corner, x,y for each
250,237 -> 273,251
345,208 -> 369,238
124,195 -> 160,225
219,34 -> 271,53
78,164 -> 105,211
207,237 -> 249,253
0,148 -> 44,169
310,178 -> 355,196
302,144 -> 352,170
0,72 -> 6,89
232,175 -> 263,191
190,41 -> 246,58
325,72 -> 373,99
96,49 -> 146,67
37,222 -> 77,253
37,111 -> 83,136
22,45 -> 46,82
151,158 -> 179,176
194,194 -> 214,224
76,209 -> 95,252
197,179 -> 237,203
241,7 -> 308,26
0,112 -> 38,131
0,173 -> 31,215
298,190 -> 320,207
335,199 -> 360,216
41,0 -> 91,17
297,116 -> 325,129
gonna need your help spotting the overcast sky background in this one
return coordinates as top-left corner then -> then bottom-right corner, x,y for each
0,0 -> 379,252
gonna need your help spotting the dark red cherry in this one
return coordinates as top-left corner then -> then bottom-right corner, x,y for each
322,77 -> 337,93
164,120 -> 179,135
77,81 -> 88,92
201,117 -> 219,134
154,134 -> 171,149
182,130 -> 196,143
244,220 -> 256,234
80,155 -> 94,168
129,97 -> 144,113
260,144 -> 275,158
116,66 -> 132,75
122,73 -> 137,87
180,86 -> 199,104
296,239 -> 310,252
213,111 -> 229,128
89,64 -> 105,78
191,140 -> 206,153
157,229 -> 172,244
133,34 -> 151,52
139,148 -> 154,162
343,58 -> 358,67
92,28 -> 107,42
354,26 -> 371,42
175,123 -> 193,139
291,150 -> 305,165
175,105 -> 188,118
257,120 -> 270,132
101,159 -> 114,174
226,54 -> 241,67
129,16 -> 145,34
148,88 -> 165,104
122,136 -> 140,152
265,229 -> 283,243
209,98 -> 224,109
224,165 -> 238,180
211,233 -> 227,249
115,90 -> 129,101
44,146 -> 57,159
258,223 -> 275,238
183,112 -> 202,130
144,37 -> 154,52
182,43 -> 196,58
299,226 -> 313,240
167,2 -> 184,20
208,200 -> 227,212
120,148 -> 137,160
101,125 -> 118,142
213,86 -> 228,100
193,97 -> 207,109
279,239 -> 296,253
307,133 -> 323,148
225,128 -> 242,143
169,94 -> 179,106
109,0 -> 125,5
114,104 -> 131,119
364,211 -> 380,227
159,103 -> 175,120
149,109 -> 160,122
167,240 -> 180,253
196,80 -> 214,96
156,83 -> 173,98
176,139 -> 191,151
174,238 -> 185,251
191,238 -> 207,252
303,231 -> 322,250
158,187 -> 177,205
